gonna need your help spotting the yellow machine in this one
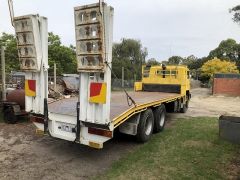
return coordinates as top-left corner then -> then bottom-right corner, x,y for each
135,64 -> 190,97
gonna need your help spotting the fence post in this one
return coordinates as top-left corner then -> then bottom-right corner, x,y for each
122,67 -> 124,88
1,46 -> 6,101
54,63 -> 57,92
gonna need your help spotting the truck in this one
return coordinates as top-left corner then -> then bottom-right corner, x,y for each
11,2 -> 190,149
43,64 -> 191,149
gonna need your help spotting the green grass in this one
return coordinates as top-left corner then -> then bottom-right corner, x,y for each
96,117 -> 240,180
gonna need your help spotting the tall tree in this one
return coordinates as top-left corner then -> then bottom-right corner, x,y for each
182,55 -> 197,69
208,39 -> 240,69
146,58 -> 160,66
48,32 -> 77,75
0,33 -> 19,73
112,38 -> 148,80
168,56 -> 183,65
181,55 -> 208,72
230,5 -> 240,24
0,32 -> 77,75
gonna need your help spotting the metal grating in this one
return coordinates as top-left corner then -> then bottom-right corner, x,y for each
74,3 -> 105,72
14,15 -> 38,71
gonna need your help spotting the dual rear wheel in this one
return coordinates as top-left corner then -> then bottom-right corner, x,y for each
136,105 -> 166,143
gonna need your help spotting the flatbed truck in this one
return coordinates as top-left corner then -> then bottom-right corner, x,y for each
33,64 -> 191,149
11,2 -> 190,149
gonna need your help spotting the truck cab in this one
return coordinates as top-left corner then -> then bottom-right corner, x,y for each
135,65 -> 191,97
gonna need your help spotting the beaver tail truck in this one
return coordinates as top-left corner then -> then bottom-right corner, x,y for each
12,2 -> 190,149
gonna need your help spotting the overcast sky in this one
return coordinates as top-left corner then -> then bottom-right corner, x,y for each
0,0 -> 239,61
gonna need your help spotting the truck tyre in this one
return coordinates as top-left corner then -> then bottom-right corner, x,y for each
136,109 -> 154,143
153,105 -> 166,133
180,100 -> 189,113
3,107 -> 17,124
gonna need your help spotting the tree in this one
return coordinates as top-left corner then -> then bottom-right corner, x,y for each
112,38 -> 148,80
48,32 -> 61,46
160,60 -> 168,65
0,33 -> 19,73
207,39 -> 240,69
208,39 -> 239,61
47,32 -> 77,75
230,5 -> 240,24
146,58 -> 160,66
201,57 -> 239,78
168,56 -> 183,65
180,55 -> 209,77
0,32 -> 77,75
181,55 -> 196,69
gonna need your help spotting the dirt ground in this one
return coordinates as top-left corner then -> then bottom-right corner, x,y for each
0,88 -> 239,180
172,88 -> 240,118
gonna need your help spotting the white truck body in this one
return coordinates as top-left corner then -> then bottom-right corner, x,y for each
13,15 -> 48,115
13,2 -> 189,149
13,3 -> 115,149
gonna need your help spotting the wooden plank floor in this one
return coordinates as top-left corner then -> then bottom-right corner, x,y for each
48,91 -> 180,120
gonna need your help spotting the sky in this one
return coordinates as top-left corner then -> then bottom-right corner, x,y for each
0,0 -> 239,61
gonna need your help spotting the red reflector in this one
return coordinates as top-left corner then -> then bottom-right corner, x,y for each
88,128 -> 113,138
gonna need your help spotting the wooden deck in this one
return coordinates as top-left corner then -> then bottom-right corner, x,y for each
48,91 -> 180,120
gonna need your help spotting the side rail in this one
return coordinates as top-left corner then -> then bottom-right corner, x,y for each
116,95 -> 189,143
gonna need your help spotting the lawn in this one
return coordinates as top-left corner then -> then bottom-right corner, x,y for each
96,117 -> 240,180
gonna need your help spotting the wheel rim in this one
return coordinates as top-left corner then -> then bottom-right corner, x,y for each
145,115 -> 152,136
159,113 -> 165,127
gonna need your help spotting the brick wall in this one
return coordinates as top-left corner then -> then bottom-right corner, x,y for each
213,78 -> 240,96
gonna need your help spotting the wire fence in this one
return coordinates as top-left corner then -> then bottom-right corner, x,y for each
0,72 -> 135,93
111,79 -> 134,90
